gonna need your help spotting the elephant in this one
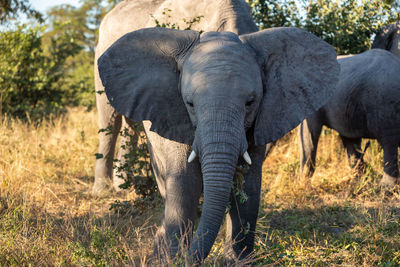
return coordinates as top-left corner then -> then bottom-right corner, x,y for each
93,0 -> 259,195
97,25 -> 339,262
372,21 -> 400,58
298,49 -> 400,187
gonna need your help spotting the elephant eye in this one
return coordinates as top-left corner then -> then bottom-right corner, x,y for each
246,96 -> 255,107
187,101 -> 194,107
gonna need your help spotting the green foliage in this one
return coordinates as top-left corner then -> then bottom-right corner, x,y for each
44,1 -> 115,110
152,8 -> 204,32
233,164 -> 250,204
0,0 -> 42,24
246,0 -> 302,28
0,23 -> 81,120
1,0 -> 400,120
247,0 -> 400,54
0,1 -> 124,119
304,0 -> 400,54
71,226 -> 127,266
46,1 -> 118,56
95,123 -> 157,199
114,125 -> 157,199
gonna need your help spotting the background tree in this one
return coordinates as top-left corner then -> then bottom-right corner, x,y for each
3,0 -> 398,119
304,0 -> 400,54
0,24 -> 80,120
246,0 -> 400,54
43,0 -> 122,108
0,0 -> 42,23
246,0 -> 302,28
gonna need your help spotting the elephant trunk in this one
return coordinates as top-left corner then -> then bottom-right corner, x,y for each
190,106 -> 246,261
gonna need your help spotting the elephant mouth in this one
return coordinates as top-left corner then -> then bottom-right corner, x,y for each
187,149 -> 252,165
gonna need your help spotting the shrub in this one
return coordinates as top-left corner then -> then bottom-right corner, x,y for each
0,23 -> 81,121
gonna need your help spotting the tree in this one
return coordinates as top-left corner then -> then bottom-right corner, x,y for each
0,0 -> 42,23
246,0 -> 301,28
304,0 -> 400,54
246,0 -> 400,54
0,24 -> 81,120
42,0 -> 122,109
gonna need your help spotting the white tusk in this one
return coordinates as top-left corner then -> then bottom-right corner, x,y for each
243,151 -> 252,165
188,151 -> 197,163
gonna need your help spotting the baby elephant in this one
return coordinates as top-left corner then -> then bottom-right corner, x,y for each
299,49 -> 400,186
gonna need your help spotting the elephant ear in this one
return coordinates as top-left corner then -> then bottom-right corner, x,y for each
372,21 -> 400,51
98,27 -> 200,145
240,27 -> 340,145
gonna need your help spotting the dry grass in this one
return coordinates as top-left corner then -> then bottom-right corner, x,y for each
258,129 -> 400,266
0,108 -> 399,266
0,108 -> 158,265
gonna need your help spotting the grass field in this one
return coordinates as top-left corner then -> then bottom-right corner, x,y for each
0,108 -> 399,266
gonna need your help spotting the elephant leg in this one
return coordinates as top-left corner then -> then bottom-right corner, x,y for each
379,138 -> 399,187
147,134 -> 203,260
93,93 -> 122,195
340,136 -> 364,169
112,116 -> 136,191
298,114 -> 323,177
154,169 -> 203,260
224,144 -> 266,262
155,175 -> 202,260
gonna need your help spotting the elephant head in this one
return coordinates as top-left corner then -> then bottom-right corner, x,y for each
98,27 -> 339,261
372,21 -> 400,58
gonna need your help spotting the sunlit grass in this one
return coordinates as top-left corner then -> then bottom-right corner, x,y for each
0,108 -> 399,265
0,108 -> 155,265
259,130 -> 400,266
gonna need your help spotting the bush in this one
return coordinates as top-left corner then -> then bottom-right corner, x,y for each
0,23 -> 81,121
246,0 -> 400,54
114,124 -> 157,199
304,0 -> 400,54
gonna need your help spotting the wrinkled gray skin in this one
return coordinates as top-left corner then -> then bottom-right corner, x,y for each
93,0 -> 259,195
97,23 -> 339,262
299,49 -> 400,187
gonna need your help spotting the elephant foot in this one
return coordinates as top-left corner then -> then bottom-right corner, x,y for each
223,245 -> 255,266
380,173 -> 397,188
91,177 -> 112,196
222,247 -> 240,266
151,226 -> 181,264
300,164 -> 315,180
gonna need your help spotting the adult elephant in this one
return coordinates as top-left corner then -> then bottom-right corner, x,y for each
93,0 -> 259,195
97,25 -> 339,262
298,49 -> 400,187
372,21 -> 400,58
